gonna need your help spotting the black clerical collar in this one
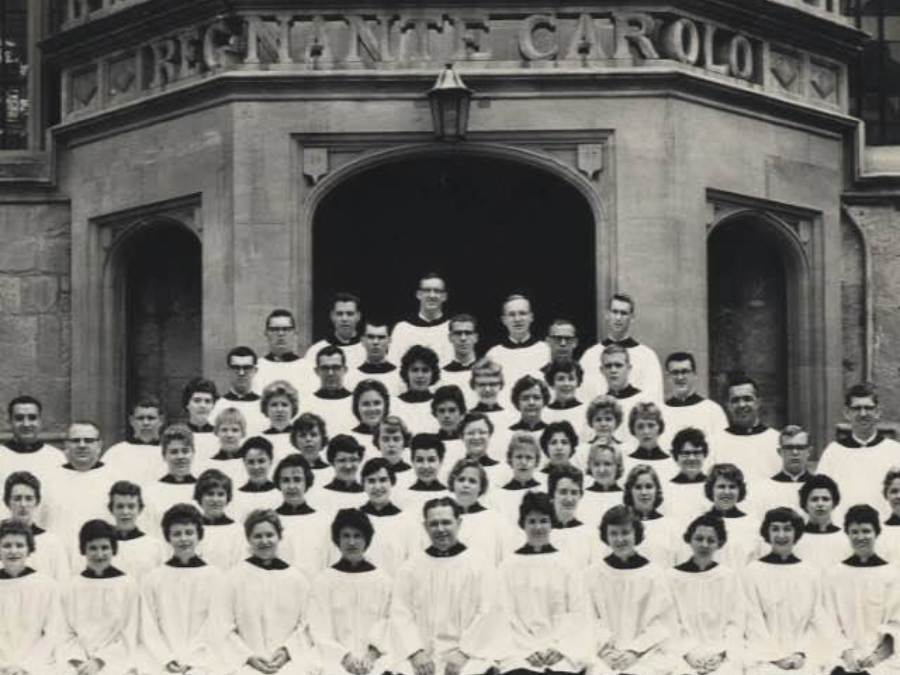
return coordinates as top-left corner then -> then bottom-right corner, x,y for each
224,391 -> 260,402
359,361 -> 396,374
804,522 -> 840,534
460,502 -> 486,514
315,388 -> 352,400
333,558 -> 376,573
408,314 -> 447,328
400,390 -> 433,403
326,333 -> 360,347
609,385 -> 640,400
307,457 -> 330,469
0,567 -> 35,579
503,477 -> 540,490
548,399 -> 581,410
510,420 -> 547,432
725,423 -> 768,436
472,402 -> 503,413
4,439 -> 44,454
540,463 -> 572,474
82,566 -> 125,579
605,552 -> 649,569
886,514 -> 900,527
387,459 -> 412,472
630,446 -> 669,461
264,352 -> 300,362
444,360 -> 475,372
470,454 -> 498,467
324,479 -> 364,493
437,429 -> 460,441
760,552 -> 801,565
500,334 -> 540,349
124,433 -> 160,445
188,422 -> 214,434
586,482 -> 622,492
410,479 -> 446,492
637,510 -> 664,521
212,449 -> 242,460
117,528 -> 145,541
515,544 -> 558,555
771,470 -> 810,483
202,514 -> 235,526
602,336 -> 639,348
553,518 -> 583,529
239,480 -> 277,493
425,542 -> 466,558
671,473 -> 706,484
247,556 -> 289,570
675,559 -> 718,573
711,506 -> 746,519
160,474 -> 197,484
30,524 -> 45,536
842,432 -> 886,448
166,556 -> 206,568
62,461 -> 105,472
844,554 -> 888,567
361,502 -> 402,516
277,502 -> 315,516
665,393 -> 704,407
352,423 -> 376,435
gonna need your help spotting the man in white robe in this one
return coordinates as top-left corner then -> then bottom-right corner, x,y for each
210,347 -> 268,437
485,295 -> 550,404
660,352 -> 727,450
388,273 -> 453,367
101,396 -> 165,486
304,292 -> 366,370
254,309 -> 307,396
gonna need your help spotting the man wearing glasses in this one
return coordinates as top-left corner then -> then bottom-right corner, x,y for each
752,424 -> 814,517
255,308 -> 306,395
441,314 -> 480,406
660,351 -> 728,449
307,345 -> 355,437
389,273 -> 454,367
541,319 -> 599,402
818,383 -> 900,518
211,346 -> 268,435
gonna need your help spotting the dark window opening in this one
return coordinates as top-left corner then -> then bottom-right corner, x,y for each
0,0 -> 28,150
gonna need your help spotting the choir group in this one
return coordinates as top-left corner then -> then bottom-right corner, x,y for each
1,278 -> 899,675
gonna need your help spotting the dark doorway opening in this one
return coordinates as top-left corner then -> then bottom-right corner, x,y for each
124,224 -> 202,421
313,154 -> 597,350
708,218 -> 789,428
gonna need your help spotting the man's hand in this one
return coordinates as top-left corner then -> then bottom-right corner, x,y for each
247,655 -> 277,674
525,652 -> 545,668
842,648 -> 863,672
410,650 -> 435,675
609,650 -> 639,672
269,648 -> 290,671
685,652 -> 709,674
443,648 -> 469,675
76,658 -> 104,675
166,661 -> 188,673
541,649 -> 563,667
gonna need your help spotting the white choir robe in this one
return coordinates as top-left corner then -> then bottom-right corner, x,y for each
278,505 -> 333,581
440,365 -> 479,408
305,338 -> 367,371
102,440 -> 163,486
253,355 -> 308,396
660,395 -> 729,451
461,455 -> 510,494
394,484 -> 450,523
437,439 -> 467,484
580,485 -> 624,526
635,514 -> 682,568
390,546 -> 499,675
486,478 -> 547,524
138,561 -> 229,674
608,389 -> 656,444
472,405 -> 520,443
879,520 -> 900,564
586,556 -> 675,675
204,452 -> 249,490
497,547 -> 592,674
388,317 -> 454,367
664,562 -> 744,675
747,473 -> 809,518
262,430 -> 299,468
306,391 -> 356,437
708,426 -> 781,489
743,556 -> 830,675
31,528 -> 71,582
392,396 -> 440,435
223,559 -> 313,675
0,443 -> 64,526
231,483 -> 283,523
817,436 -> 900,521
550,521 -> 605,569
143,477 -> 200,533
318,482 -> 367,519
580,340 -> 664,405
544,401 -> 590,443
794,525 -> 848,572
621,445 -> 679,484
59,569 -> 140,674
308,562 -> 394,675
458,505 -> 516,567
198,517 -> 247,570
0,569 -> 65,675
822,557 -> 900,675
44,463 -> 124,554
697,511 -> 764,571
346,363 -> 405,398
210,395 -> 269,437
661,477 -> 708,527
192,431 -> 220,467
116,530 -> 168,581
486,339 -> 552,405
351,505 -> 418,578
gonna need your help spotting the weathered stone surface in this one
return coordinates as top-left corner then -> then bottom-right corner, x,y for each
21,277 -> 59,313
0,316 -> 38,374
0,237 -> 38,272
0,277 -> 21,313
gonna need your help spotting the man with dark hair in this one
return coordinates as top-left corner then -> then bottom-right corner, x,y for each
710,374 -> 780,487
580,293 -> 663,403
346,317 -> 402,396
486,294 -> 551,400
441,314 -> 480,407
818,383 -> 900,519
255,308 -> 306,395
391,496 -> 498,675
660,351 -> 727,448
103,396 -> 166,485
307,345 -> 355,438
389,273 -> 454,366
211,346 -> 267,436
305,292 -> 366,369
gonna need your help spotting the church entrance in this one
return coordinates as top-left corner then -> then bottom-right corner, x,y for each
312,153 -> 598,350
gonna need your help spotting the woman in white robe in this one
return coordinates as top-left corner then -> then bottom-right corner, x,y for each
355,457 -> 417,577
547,465 -> 603,568
59,520 -> 140,675
742,507 -> 829,675
700,463 -> 764,569
232,437 -> 282,521
392,346 -> 441,435
449,457 -> 513,566
665,513 -> 743,675
224,508 -> 313,675
623,464 -> 680,567
580,443 -> 624,527
3,471 -> 70,581
107,481 -> 168,582
194,468 -> 246,570
139,504 -> 229,675
308,509 -> 393,675
586,505 -> 674,675
793,474 -> 847,572
822,504 -> 900,675
0,519 -> 65,675
497,492 -> 591,675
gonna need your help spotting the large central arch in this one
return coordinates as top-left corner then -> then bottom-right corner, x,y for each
310,147 -> 600,348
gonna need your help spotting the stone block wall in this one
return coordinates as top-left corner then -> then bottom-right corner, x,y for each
0,200 -> 71,439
